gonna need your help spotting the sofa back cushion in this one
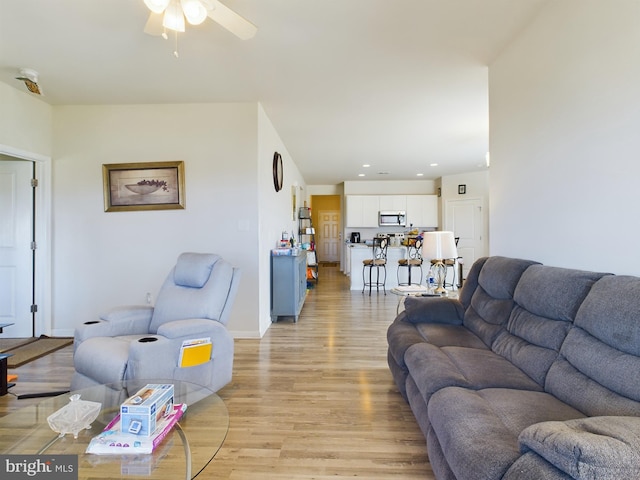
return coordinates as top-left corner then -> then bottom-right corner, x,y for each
492,265 -> 607,387
150,253 -> 235,331
457,256 -> 488,309
462,256 -> 539,347
546,275 -> 640,416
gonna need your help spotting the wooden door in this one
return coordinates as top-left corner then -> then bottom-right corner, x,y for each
317,210 -> 340,263
444,197 -> 486,280
0,160 -> 34,337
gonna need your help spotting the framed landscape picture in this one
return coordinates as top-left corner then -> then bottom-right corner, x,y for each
103,161 -> 185,212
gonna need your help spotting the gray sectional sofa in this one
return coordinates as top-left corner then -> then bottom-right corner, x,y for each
387,256 -> 640,480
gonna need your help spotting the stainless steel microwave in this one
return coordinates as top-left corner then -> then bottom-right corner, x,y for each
379,211 -> 406,227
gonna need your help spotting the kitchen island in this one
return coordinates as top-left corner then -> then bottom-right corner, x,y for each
348,244 -> 411,291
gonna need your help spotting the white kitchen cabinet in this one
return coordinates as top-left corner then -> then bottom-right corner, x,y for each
345,195 -> 379,227
406,195 -> 438,228
378,195 -> 406,212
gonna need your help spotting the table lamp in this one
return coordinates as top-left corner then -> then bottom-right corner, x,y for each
422,231 -> 458,294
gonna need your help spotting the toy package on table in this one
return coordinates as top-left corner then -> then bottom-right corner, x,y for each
86,403 -> 187,455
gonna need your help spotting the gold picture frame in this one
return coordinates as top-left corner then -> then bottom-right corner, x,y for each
103,161 -> 185,212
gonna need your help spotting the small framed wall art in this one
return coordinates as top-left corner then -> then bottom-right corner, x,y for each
458,184 -> 466,195
103,161 -> 185,212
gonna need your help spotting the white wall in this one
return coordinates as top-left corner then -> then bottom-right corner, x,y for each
0,83 -> 54,337
489,0 -> 640,275
52,103 -> 266,337
257,104 -> 306,336
0,82 -> 52,156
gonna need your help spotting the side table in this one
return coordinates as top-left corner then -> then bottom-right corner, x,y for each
0,322 -> 16,396
0,353 -> 14,396
390,285 -> 432,314
390,286 -> 459,314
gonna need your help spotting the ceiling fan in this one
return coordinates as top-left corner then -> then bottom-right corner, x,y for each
143,0 -> 257,41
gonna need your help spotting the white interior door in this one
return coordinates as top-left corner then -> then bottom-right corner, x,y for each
317,210 -> 340,263
444,197 -> 486,280
0,160 -> 34,337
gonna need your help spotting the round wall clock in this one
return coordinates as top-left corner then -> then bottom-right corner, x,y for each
273,152 -> 283,192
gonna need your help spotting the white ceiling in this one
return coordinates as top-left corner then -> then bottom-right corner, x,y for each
0,0 -> 548,185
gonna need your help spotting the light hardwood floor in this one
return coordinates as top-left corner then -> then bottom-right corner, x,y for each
1,264 -> 434,479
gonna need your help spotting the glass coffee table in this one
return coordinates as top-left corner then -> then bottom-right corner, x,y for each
0,380 -> 228,479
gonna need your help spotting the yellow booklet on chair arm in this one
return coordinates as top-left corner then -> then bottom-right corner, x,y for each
178,338 -> 212,367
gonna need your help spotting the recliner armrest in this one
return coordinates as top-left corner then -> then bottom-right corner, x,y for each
403,296 -> 464,325
100,305 -> 154,324
156,318 -> 221,339
75,305 -> 154,344
519,416 -> 640,480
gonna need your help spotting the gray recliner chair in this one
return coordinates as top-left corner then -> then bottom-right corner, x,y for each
71,252 -> 241,392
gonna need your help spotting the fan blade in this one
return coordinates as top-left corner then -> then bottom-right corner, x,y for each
207,0 -> 257,40
144,12 -> 165,36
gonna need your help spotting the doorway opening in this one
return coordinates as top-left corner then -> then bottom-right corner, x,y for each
310,195 -> 341,266
0,145 -> 51,338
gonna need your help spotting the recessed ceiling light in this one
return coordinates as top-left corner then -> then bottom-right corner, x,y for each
362,164 -> 370,168
416,173 -> 424,177
430,163 -> 438,167
358,173 -> 365,177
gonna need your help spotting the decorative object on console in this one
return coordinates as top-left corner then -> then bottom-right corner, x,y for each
422,231 -> 457,294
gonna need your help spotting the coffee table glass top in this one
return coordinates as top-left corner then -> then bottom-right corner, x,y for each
0,379 -> 229,479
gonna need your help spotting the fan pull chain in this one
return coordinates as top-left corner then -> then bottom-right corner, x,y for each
173,29 -> 179,58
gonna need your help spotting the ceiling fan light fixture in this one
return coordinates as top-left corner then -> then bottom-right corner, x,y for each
181,0 -> 208,25
163,1 -> 185,32
144,0 -> 171,14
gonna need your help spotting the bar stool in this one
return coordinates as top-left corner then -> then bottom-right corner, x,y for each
443,237 -> 460,288
397,237 -> 423,286
362,236 -> 389,295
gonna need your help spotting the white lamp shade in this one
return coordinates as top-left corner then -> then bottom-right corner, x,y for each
181,0 -> 208,25
422,231 -> 458,260
144,0 -> 171,14
163,1 -> 186,31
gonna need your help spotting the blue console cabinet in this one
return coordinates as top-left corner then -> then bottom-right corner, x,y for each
270,250 -> 307,322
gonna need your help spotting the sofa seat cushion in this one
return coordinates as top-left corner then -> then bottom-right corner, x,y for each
387,316 -> 488,373
428,386 -> 585,480
405,343 -> 542,405
503,452 -> 574,480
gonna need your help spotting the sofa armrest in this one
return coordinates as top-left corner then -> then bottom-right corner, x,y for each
75,305 -> 154,344
402,296 -> 464,325
519,416 -> 640,480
